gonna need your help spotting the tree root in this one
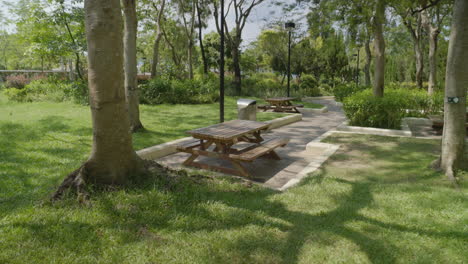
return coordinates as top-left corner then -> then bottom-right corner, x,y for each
51,164 -> 90,202
431,157 -> 460,190
130,123 -> 145,133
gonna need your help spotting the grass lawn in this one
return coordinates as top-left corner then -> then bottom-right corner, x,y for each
1,103 -> 467,264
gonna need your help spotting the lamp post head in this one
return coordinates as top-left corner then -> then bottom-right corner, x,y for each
285,22 -> 295,31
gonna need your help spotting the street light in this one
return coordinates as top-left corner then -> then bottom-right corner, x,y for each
285,22 -> 295,97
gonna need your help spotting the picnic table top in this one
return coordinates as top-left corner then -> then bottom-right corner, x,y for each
187,120 -> 270,141
266,97 -> 296,102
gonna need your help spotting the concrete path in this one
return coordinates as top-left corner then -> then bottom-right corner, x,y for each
157,98 -> 346,189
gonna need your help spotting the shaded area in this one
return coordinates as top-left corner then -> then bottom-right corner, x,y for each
1,133 -> 466,263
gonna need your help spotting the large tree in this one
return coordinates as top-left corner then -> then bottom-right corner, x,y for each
436,0 -> 467,184
53,0 -> 144,199
372,0 -> 385,97
213,0 -> 264,95
123,0 -> 144,132
149,0 -> 167,78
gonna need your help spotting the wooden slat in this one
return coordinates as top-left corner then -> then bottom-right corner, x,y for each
230,137 -> 289,162
187,120 -> 270,141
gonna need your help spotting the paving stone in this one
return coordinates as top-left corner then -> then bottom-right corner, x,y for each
156,98 -> 346,190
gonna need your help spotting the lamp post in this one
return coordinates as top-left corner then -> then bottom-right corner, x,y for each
219,0 -> 225,123
285,22 -> 295,97
142,57 -> 147,75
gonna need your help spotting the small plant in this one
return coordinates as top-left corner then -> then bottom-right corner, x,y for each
5,75 -> 30,89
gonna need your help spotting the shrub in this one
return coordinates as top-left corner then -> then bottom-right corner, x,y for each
334,83 -> 369,102
343,89 -> 411,129
3,79 -> 88,104
5,75 -> 29,89
299,74 -> 320,96
4,88 -> 27,102
64,81 -> 89,105
140,77 -> 218,105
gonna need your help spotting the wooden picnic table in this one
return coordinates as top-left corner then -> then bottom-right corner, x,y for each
260,97 -> 303,113
176,120 -> 289,178
429,113 -> 468,135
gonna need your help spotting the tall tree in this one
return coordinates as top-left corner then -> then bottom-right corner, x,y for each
123,0 -> 144,132
398,8 -> 425,89
421,2 -> 451,95
196,0 -> 209,74
436,0 -> 467,184
372,0 -> 386,97
177,0 -> 196,79
53,0 -> 144,199
150,0 -> 167,78
214,0 -> 265,95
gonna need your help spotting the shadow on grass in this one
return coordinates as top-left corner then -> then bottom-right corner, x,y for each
2,123 -> 466,263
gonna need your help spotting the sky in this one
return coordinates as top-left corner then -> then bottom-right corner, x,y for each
0,0 -> 309,46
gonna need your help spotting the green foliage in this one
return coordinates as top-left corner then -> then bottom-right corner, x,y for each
3,79 -> 88,104
140,77 -> 218,105
299,74 -> 320,96
344,89 -> 409,129
343,88 -> 448,129
333,83 -> 369,102
5,75 -> 30,89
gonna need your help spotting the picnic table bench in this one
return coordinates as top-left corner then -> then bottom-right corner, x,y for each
176,120 -> 289,178
429,113 -> 468,135
258,97 -> 303,113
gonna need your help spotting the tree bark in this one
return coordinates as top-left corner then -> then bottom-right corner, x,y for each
372,0 -> 385,97
54,0 -> 144,198
401,11 -> 424,89
151,34 -> 163,78
123,0 -> 144,132
438,0 -> 468,182
188,41 -> 194,79
232,43 -> 242,95
196,1 -> 208,74
422,10 -> 440,95
364,38 -> 372,86
151,0 -> 166,78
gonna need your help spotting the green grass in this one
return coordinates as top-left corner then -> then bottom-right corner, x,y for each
1,94 -> 467,263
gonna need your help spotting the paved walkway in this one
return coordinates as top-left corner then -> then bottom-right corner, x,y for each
157,99 -> 346,189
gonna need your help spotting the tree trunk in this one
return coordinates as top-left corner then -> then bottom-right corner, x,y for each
188,41 -> 194,79
438,0 -> 468,182
150,0 -> 166,78
372,0 -> 385,97
364,38 -> 372,86
414,39 -> 424,89
422,10 -> 440,95
54,0 -> 144,199
123,0 -> 144,132
196,1 -> 208,74
151,34 -> 162,78
231,44 -> 242,95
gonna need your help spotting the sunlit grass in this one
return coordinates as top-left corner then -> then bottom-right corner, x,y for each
0,94 -> 466,263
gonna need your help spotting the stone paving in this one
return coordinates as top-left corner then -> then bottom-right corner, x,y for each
156,99 -> 346,189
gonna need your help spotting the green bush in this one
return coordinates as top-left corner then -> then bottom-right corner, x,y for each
4,87 -> 27,102
3,79 -> 88,104
140,77 -> 218,105
343,89 -> 410,129
298,74 -> 320,97
334,83 -> 369,102
5,75 -> 30,89
64,81 -> 89,105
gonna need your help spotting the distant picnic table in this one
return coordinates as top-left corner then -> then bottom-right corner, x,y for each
177,120 -> 289,178
428,113 -> 468,135
258,97 -> 303,113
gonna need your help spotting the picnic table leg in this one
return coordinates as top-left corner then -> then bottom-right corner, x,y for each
183,154 -> 199,166
265,150 -> 281,160
230,160 -> 251,178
